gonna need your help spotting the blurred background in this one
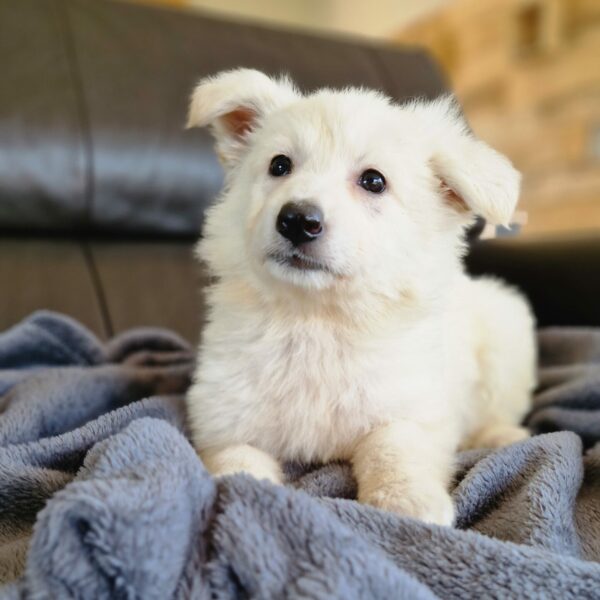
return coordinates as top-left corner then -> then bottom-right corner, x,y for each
132,0 -> 600,237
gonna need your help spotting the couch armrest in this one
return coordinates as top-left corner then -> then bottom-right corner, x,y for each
465,233 -> 600,327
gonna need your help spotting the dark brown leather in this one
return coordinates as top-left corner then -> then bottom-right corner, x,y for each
0,238 -> 107,335
88,240 -> 208,342
0,0 -> 87,230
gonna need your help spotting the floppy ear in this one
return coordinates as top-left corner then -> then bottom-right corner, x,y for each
187,68 -> 298,166
426,97 -> 521,226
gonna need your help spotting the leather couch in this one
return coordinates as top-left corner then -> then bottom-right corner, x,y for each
1,0 -> 598,344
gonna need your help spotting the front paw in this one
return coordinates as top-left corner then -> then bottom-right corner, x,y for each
359,481 -> 454,526
199,445 -> 283,484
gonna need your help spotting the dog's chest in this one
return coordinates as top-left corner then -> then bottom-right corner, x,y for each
243,324 -> 373,458
193,310 -> 443,462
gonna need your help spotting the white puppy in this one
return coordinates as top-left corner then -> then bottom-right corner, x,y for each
185,69 -> 536,526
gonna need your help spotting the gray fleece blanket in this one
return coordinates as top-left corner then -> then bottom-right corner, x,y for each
1,312 -> 600,599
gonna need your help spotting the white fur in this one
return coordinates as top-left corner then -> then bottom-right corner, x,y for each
185,69 -> 537,526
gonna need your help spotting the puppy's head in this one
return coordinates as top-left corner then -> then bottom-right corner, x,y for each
188,69 -> 520,305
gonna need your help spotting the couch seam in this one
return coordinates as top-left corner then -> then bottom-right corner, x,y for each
54,0 -> 95,229
81,242 -> 114,339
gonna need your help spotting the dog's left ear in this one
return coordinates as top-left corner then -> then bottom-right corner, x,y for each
427,98 -> 521,226
187,68 -> 298,166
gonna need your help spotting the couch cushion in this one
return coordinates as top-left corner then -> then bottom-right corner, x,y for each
0,236 -> 207,343
0,238 -> 107,336
88,239 -> 207,343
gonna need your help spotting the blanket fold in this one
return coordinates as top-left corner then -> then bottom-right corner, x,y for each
1,312 -> 600,598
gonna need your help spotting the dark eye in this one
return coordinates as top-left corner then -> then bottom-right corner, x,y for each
269,155 -> 292,177
359,169 -> 386,194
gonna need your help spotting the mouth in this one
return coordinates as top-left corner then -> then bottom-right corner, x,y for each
266,250 -> 332,273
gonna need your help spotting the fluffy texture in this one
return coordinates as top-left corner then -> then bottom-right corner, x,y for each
2,312 -> 600,597
186,69 -> 536,525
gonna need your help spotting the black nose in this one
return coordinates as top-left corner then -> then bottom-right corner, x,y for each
276,202 -> 323,246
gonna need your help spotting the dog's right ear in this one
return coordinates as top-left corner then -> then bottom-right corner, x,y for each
187,69 -> 298,166
422,96 -> 521,227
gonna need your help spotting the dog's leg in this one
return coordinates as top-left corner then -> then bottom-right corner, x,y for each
462,422 -> 530,450
352,421 -> 455,526
199,444 -> 283,484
